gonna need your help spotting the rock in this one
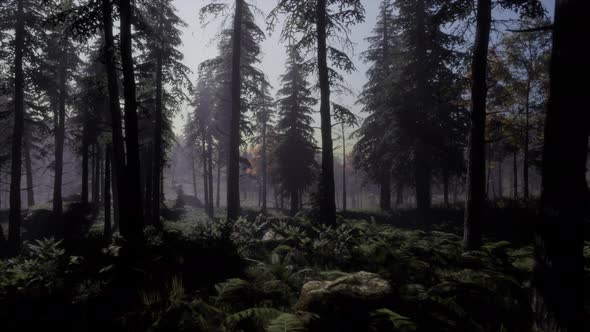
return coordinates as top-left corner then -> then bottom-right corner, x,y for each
262,230 -> 284,242
295,271 -> 392,332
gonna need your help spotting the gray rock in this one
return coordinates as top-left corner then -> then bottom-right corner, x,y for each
295,271 -> 392,332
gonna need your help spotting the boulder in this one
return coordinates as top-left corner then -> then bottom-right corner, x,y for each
262,230 -> 284,242
295,271 -> 392,332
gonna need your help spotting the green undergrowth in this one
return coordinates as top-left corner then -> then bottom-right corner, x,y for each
1,209 -> 589,331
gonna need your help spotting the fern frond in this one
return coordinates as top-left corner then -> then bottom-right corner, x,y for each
265,313 -> 307,332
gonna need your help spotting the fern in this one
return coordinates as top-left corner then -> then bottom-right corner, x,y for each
265,313 -> 307,332
215,278 -> 253,304
370,308 -> 417,332
224,307 -> 284,330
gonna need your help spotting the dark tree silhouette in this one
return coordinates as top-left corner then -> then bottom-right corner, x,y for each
227,0 -> 245,221
8,0 -> 25,255
533,0 -> 589,329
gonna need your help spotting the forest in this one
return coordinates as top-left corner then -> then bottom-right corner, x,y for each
0,0 -> 588,331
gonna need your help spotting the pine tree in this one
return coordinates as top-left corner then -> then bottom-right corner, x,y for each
135,0 -> 191,226
269,0 -> 364,225
354,0 -> 398,212
272,46 -> 318,215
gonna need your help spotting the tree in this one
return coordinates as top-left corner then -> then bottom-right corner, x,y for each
200,0 -> 267,220
354,0 -> 398,212
119,0 -> 143,239
532,0 -> 589,329
498,25 -> 551,198
40,1 -> 80,219
8,0 -> 26,255
463,0 -> 491,249
272,45 -> 318,215
135,0 -> 191,226
270,0 -> 365,225
251,77 -> 274,214
226,0 -> 245,221
101,0 -> 128,233
463,0 -> 544,249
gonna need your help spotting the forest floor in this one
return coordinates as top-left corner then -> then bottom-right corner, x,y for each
1,200 -> 589,331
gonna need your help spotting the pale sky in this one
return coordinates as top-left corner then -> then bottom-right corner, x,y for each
171,0 -> 555,139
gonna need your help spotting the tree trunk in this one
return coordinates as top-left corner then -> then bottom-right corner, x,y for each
81,125 -> 89,204
261,116 -> 268,214
341,123 -> 347,212
216,150 -> 221,208
443,169 -> 450,206
24,135 -> 34,207
52,39 -> 67,220
110,145 -> 119,230
119,0 -> 143,238
143,145 -> 153,224
93,145 -> 101,204
395,183 -> 404,207
414,0 -> 432,226
513,150 -> 518,198
104,146 -> 112,240
152,51 -> 164,228
191,152 -> 198,199
317,0 -> 336,225
498,158 -> 503,198
8,0 -> 25,256
290,190 -> 299,216
463,0 -> 491,250
102,0 -> 128,237
202,139 -> 210,216
207,139 -> 214,217
160,171 -> 165,203
379,172 -> 391,211
227,0 -> 244,221
523,80 -> 531,199
532,1 -> 588,329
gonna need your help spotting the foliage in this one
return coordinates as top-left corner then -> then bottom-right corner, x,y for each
0,238 -> 80,297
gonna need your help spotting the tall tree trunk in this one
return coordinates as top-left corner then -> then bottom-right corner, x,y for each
216,150 -> 221,208
120,0 -> 143,238
207,139 -> 214,217
52,40 -> 67,219
290,190 -> 299,216
379,172 -> 391,211
143,145 -> 153,224
110,145 -> 119,230
443,169 -> 450,206
341,123 -> 347,212
395,183 -> 404,207
81,125 -> 89,204
9,0 -> 25,255
498,158 -> 503,198
486,147 -> 493,198
261,116 -> 268,214
316,0 -> 336,225
152,52 -> 164,228
523,80 -> 531,199
104,146 -> 112,240
202,139 -> 210,216
160,171 -> 165,203
24,135 -> 34,207
414,0 -> 432,225
533,1 -> 588,329
513,150 -> 518,198
463,0 -> 491,250
102,0 -> 128,236
93,145 -> 101,204
191,152 -> 198,199
227,0 -> 244,221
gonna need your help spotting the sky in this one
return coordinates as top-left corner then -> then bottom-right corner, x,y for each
170,0 -> 555,139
